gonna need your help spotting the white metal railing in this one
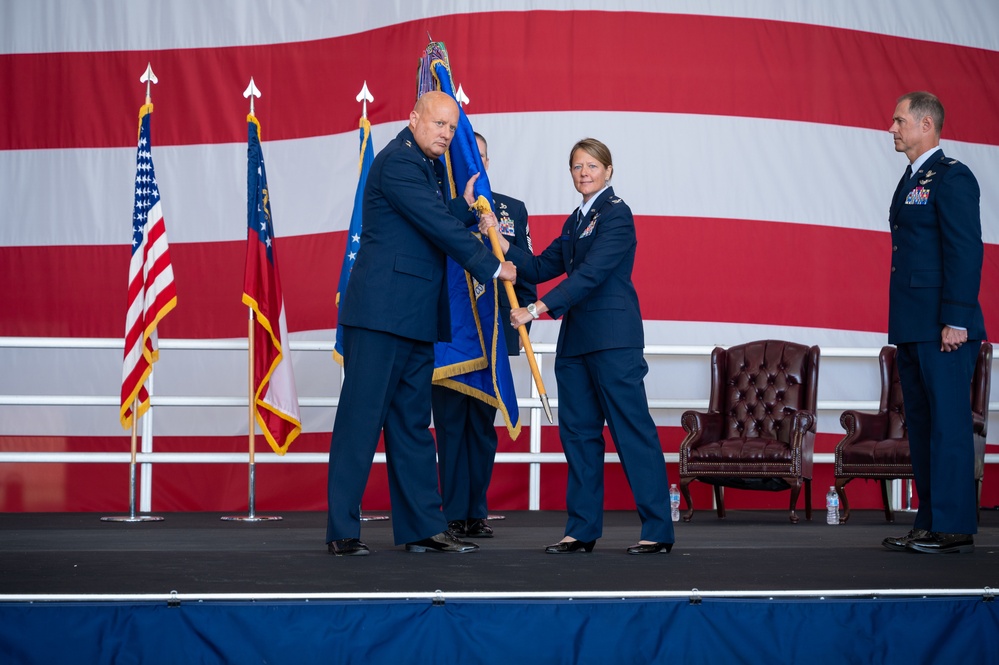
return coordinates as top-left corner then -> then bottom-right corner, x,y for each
1,337 -> 996,512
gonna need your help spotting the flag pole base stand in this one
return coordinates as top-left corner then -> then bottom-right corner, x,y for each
100,515 -> 164,522
223,464 -> 280,520
360,513 -> 389,522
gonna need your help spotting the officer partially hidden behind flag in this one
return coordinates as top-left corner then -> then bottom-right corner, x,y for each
432,132 -> 536,539
325,91 -> 517,556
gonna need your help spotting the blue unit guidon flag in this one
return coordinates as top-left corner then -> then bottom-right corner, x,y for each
243,115 -> 302,455
418,41 -> 520,439
120,103 -> 177,430
333,115 -> 373,365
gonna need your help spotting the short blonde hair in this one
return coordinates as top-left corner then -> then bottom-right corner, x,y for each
569,138 -> 613,173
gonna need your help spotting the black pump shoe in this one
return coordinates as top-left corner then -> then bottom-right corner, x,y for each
627,542 -> 673,554
545,539 -> 596,553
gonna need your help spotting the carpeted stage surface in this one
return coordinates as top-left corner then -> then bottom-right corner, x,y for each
1,509 -> 997,596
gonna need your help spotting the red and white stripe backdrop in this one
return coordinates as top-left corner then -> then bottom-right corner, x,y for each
1,1 -> 996,512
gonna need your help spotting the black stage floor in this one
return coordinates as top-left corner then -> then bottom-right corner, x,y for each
1,509 -> 997,597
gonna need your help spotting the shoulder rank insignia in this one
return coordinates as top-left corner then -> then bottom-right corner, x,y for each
609,197 -> 622,204
404,139 -> 412,147
948,159 -> 958,165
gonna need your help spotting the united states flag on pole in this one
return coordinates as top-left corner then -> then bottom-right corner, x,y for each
243,114 -> 302,455
120,103 -> 177,430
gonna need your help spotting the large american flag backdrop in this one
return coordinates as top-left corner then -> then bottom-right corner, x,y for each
1,1 -> 996,512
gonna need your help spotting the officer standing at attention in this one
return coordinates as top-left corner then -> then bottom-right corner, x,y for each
880,91 -> 986,555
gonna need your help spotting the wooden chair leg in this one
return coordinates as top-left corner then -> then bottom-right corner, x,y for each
713,484 -> 726,519
680,477 -> 695,522
787,478 -> 801,524
880,479 -> 894,523
834,477 -> 851,523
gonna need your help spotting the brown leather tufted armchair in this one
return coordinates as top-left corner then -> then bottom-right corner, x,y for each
834,342 -> 992,523
679,340 -> 820,523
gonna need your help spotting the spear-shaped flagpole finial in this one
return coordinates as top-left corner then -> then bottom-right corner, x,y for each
355,81 -> 374,119
243,77 -> 262,116
140,63 -> 158,105
455,83 -> 469,108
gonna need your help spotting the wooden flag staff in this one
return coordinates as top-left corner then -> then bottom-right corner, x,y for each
483,226 -> 553,424
103,64 -> 164,523
458,87 -> 553,424
222,77 -> 281,522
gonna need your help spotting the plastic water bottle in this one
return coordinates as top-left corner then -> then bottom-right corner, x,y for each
826,486 -> 839,525
669,483 -> 681,522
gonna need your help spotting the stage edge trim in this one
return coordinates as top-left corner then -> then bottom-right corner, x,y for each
0,587 -> 993,603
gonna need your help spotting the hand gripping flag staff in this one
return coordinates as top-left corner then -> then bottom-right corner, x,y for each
223,78 -> 302,522
104,64 -> 176,523
417,41 -> 553,426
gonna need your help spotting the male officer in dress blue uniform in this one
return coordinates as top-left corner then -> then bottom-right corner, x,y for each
881,91 -> 986,555
326,91 -> 516,556
431,133 -> 536,538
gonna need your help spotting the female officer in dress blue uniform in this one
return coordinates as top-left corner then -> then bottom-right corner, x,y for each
482,138 -> 674,554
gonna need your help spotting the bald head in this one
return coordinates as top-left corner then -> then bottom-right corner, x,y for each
410,91 -> 459,158
413,91 -> 457,116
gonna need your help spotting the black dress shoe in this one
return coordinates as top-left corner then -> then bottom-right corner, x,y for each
627,542 -> 673,554
544,539 -> 596,553
881,528 -> 930,552
328,538 -> 370,556
406,530 -> 479,553
907,532 -> 974,554
465,518 -> 494,538
447,520 -> 467,536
